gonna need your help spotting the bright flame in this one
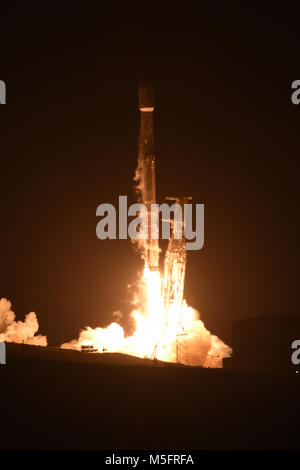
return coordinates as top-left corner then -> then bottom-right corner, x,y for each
143,267 -> 163,347
61,265 -> 232,367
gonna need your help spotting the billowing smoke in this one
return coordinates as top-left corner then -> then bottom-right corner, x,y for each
60,293 -> 232,367
164,303 -> 232,367
61,322 -> 125,352
0,298 -> 47,346
131,166 -> 148,260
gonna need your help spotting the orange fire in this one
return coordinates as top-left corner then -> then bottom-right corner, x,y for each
61,264 -> 232,367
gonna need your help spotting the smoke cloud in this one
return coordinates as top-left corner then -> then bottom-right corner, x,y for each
176,304 -> 232,367
60,301 -> 232,367
0,298 -> 47,346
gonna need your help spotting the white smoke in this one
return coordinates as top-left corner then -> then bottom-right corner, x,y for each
178,306 -> 232,367
60,300 -> 232,367
0,298 -> 47,346
112,310 -> 123,321
61,322 -> 125,352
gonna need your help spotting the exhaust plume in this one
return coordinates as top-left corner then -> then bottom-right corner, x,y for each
0,298 -> 47,346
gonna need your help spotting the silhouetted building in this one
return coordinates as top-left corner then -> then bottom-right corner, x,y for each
223,314 -> 300,372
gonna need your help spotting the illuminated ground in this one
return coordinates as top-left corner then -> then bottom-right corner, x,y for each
5,342 -> 176,367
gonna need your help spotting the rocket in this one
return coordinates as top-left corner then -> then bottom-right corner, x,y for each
137,85 -> 159,271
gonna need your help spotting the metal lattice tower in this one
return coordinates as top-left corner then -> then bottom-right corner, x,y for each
176,327 -> 189,365
162,197 -> 192,365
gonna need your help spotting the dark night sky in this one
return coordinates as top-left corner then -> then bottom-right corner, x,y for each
1,3 -> 299,346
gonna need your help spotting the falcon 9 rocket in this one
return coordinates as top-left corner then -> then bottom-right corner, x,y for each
137,85 -> 159,271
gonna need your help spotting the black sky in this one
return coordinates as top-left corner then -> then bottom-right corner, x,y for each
1,3 -> 299,346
